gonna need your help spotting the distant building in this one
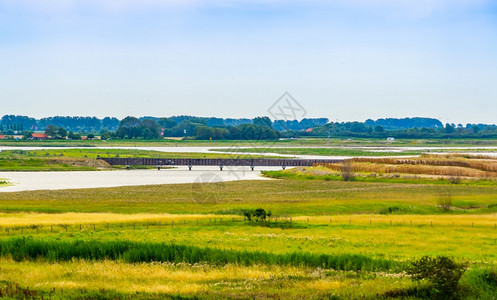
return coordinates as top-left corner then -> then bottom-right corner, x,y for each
31,133 -> 47,140
0,135 -> 6,140
387,137 -> 395,141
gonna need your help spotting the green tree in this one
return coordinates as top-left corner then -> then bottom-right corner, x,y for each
23,131 -> 33,139
116,117 -> 142,139
195,125 -> 215,140
67,131 -> 81,140
57,127 -> 68,139
374,125 -> 385,133
253,117 -> 273,128
44,125 -> 57,138
141,119 -> 160,139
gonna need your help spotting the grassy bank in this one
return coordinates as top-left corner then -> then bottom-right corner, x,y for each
2,179 -> 497,215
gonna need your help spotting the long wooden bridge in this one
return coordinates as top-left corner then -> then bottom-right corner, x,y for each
99,157 -> 344,171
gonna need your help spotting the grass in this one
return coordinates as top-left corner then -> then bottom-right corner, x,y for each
0,237 -> 398,271
2,179 -> 497,215
1,153 -> 497,298
0,259 -> 424,299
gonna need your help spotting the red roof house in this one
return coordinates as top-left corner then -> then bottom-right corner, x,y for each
31,133 -> 47,140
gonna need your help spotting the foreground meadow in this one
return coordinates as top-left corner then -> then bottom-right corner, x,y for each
0,170 -> 496,298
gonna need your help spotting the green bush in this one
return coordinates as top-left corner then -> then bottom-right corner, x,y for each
408,256 -> 468,299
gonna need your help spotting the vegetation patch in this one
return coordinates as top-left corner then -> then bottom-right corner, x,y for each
0,237 -> 398,272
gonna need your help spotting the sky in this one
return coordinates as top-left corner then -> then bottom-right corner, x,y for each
0,0 -> 496,124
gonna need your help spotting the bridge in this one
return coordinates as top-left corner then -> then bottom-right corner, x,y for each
99,157 -> 344,171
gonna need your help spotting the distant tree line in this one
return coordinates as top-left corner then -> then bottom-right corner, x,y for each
1,115 -> 497,140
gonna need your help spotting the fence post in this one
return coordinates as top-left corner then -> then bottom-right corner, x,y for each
93,224 -> 96,231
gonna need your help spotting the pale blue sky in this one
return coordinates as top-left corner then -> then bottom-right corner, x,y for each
1,0 -> 496,124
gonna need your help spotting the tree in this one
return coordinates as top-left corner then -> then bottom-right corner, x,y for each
157,118 -> 176,129
195,125 -> 215,140
253,117 -> 273,129
68,131 -> 81,140
444,123 -> 455,134
141,119 -> 160,139
116,117 -> 142,139
23,131 -> 33,139
374,125 -> 385,133
57,127 -> 68,139
44,125 -> 57,138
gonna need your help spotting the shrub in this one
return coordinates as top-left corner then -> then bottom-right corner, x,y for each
438,189 -> 453,211
408,256 -> 468,299
340,160 -> 355,181
448,176 -> 461,184
243,208 -> 271,222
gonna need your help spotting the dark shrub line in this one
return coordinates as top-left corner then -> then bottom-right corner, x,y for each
0,238 -> 398,272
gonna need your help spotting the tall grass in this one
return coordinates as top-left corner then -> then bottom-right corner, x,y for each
0,238 -> 398,272
317,154 -> 497,178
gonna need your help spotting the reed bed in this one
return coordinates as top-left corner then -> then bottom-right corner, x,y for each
0,238 -> 398,272
317,154 -> 497,178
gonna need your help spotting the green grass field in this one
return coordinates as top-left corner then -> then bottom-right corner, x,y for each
0,175 -> 496,298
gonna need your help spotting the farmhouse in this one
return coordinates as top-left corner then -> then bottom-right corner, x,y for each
32,133 -> 47,140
